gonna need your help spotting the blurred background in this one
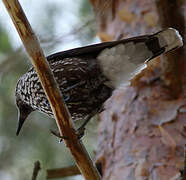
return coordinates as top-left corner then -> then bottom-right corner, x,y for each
0,0 -> 99,179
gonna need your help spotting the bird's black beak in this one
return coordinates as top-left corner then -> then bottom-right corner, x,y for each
16,105 -> 33,136
16,109 -> 26,135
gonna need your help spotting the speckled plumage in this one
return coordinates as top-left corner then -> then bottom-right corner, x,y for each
15,28 -> 183,135
16,56 -> 111,121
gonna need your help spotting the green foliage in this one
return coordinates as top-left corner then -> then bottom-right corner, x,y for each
0,25 -> 12,53
79,0 -> 93,18
75,0 -> 96,45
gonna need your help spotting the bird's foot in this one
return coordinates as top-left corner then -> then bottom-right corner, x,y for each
50,110 -> 98,141
50,128 -> 85,142
75,109 -> 100,138
76,126 -> 86,139
50,129 -> 68,143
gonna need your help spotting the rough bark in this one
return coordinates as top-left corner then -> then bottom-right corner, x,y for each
90,0 -> 186,179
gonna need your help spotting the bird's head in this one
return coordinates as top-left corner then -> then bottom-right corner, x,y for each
15,77 -> 34,135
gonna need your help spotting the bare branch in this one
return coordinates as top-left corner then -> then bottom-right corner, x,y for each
0,20 -> 94,76
39,19 -> 94,46
2,0 -> 101,179
46,165 -> 80,179
31,161 -> 41,180
47,162 -> 102,179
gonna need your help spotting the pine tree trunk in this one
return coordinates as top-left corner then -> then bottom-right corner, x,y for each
90,0 -> 186,179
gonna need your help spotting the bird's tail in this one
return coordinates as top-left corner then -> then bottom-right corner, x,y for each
147,28 -> 183,61
97,28 -> 183,87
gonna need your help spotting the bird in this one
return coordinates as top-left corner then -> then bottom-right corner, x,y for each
15,28 -> 183,135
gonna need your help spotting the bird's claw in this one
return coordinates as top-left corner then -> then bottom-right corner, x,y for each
50,127 -> 85,142
76,126 -> 86,139
50,129 -> 68,143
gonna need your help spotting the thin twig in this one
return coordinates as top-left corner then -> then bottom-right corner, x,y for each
47,165 -> 80,179
2,1 -> 101,180
31,161 -> 41,180
47,162 -> 102,179
0,20 -> 94,75
39,19 -> 94,45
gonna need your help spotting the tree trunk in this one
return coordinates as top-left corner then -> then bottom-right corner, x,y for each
90,0 -> 186,179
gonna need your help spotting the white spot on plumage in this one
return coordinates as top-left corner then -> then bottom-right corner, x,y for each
54,68 -> 64,72
79,61 -> 87,64
30,96 -> 32,105
63,62 -> 70,65
78,67 -> 86,73
22,94 -> 25,99
32,92 -> 35,98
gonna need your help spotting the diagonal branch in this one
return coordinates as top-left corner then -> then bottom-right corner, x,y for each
2,0 -> 101,179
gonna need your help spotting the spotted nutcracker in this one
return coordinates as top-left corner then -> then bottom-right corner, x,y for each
15,28 -> 183,135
